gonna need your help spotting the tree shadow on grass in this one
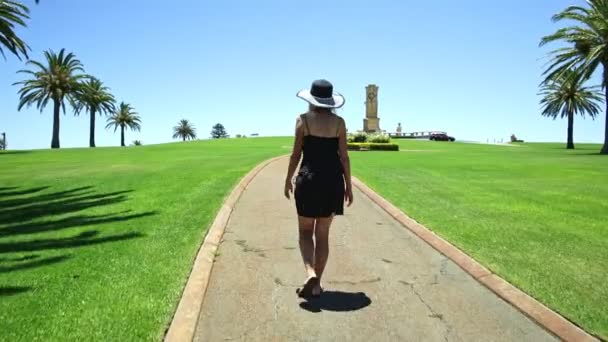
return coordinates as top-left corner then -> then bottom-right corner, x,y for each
0,186 -> 49,198
0,255 -> 71,273
0,188 -> 134,225
299,291 -> 372,313
0,186 -> 93,208
0,286 -> 32,297
0,186 -> 157,295
0,230 -> 143,254
0,211 -> 156,237
0,255 -> 40,262
571,152 -> 608,156
0,151 -> 31,156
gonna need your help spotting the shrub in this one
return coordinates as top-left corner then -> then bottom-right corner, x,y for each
368,133 -> 391,143
211,123 -> 229,139
347,143 -> 399,151
347,143 -> 365,151
371,143 -> 399,151
351,132 -> 368,143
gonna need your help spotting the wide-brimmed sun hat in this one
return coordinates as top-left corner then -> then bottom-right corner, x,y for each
297,79 -> 345,109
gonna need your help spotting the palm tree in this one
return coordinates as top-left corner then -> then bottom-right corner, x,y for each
14,49 -> 87,148
540,1 -> 608,154
172,119 -> 197,141
0,0 -> 31,60
75,77 -> 115,147
106,102 -> 141,147
540,70 -> 603,149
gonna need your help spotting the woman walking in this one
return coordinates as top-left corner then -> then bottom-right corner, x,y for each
284,79 -> 354,297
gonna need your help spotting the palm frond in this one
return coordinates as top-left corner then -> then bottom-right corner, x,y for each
106,102 -> 142,132
172,119 -> 197,140
14,48 -> 87,114
540,0 -> 608,85
0,0 -> 31,60
539,68 -> 604,120
74,77 -> 116,116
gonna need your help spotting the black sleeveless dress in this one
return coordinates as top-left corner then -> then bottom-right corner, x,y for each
294,118 -> 345,218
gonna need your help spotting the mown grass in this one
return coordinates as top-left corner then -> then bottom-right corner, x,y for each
350,140 -> 608,339
0,137 -> 289,341
2,137 -> 606,340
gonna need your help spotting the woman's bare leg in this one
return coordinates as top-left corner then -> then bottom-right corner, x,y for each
298,216 -> 317,280
313,215 -> 333,295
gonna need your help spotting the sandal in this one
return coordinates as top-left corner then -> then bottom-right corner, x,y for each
296,276 -> 318,298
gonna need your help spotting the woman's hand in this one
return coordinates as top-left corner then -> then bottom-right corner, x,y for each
345,185 -> 354,207
284,179 -> 293,199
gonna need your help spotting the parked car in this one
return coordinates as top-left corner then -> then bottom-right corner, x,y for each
429,133 -> 455,142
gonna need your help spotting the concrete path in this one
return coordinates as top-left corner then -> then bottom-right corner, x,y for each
194,159 -> 556,341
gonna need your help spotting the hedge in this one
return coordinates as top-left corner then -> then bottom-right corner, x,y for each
389,135 -> 417,139
368,134 -> 391,143
347,143 -> 399,151
347,132 -> 391,144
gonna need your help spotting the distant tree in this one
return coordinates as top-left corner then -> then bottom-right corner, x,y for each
74,77 -> 115,147
172,119 -> 197,141
211,123 -> 228,139
15,49 -> 87,148
0,133 -> 5,150
106,102 -> 141,147
540,1 -> 608,154
510,134 -> 524,143
132,140 -> 142,146
539,69 -> 603,149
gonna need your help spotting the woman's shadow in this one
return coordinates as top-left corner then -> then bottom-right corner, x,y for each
299,290 -> 371,313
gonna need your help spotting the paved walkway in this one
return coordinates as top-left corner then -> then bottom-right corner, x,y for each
194,159 -> 556,341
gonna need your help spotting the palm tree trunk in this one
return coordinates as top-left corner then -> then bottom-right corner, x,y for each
51,99 -> 60,149
602,68 -> 608,154
603,109 -> 608,154
120,125 -> 125,147
183,136 -> 185,142
602,99 -> 608,154
567,112 -> 574,149
89,108 -> 96,148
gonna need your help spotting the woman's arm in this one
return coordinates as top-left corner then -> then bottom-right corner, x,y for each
337,117 -> 353,206
284,116 -> 304,199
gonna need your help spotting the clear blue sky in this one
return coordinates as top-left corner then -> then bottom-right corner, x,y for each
1,0 -> 605,149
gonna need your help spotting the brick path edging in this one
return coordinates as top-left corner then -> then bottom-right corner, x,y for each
164,156 -> 286,342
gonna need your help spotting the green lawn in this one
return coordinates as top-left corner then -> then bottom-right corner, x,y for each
0,137 -> 289,341
2,138 -> 606,340
350,140 -> 608,339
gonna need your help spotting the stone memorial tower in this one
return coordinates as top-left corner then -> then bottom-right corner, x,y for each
363,84 -> 380,132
